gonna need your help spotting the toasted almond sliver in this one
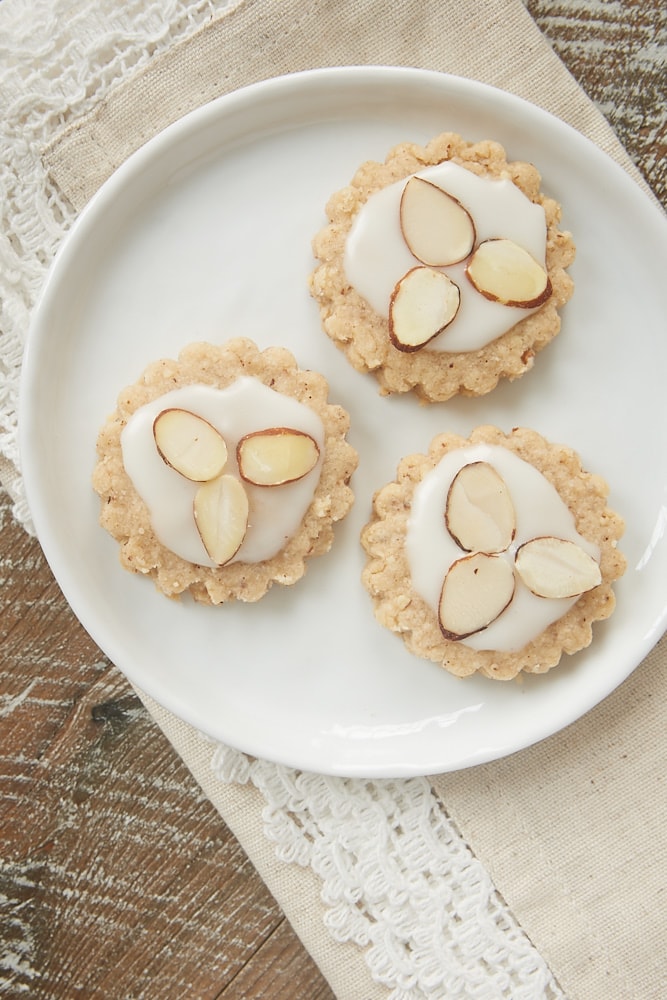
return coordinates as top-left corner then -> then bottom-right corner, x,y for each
515,536 -> 601,599
438,552 -> 515,640
193,474 -> 249,565
389,267 -> 461,352
400,176 -> 476,266
237,428 -> 320,486
153,408 -> 228,482
466,238 -> 552,308
445,461 -> 515,553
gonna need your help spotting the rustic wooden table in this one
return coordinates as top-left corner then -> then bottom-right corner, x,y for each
1,3 -> 665,997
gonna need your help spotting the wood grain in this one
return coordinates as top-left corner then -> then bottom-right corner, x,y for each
0,493 -> 334,999
525,0 -> 666,203
1,2 -> 665,997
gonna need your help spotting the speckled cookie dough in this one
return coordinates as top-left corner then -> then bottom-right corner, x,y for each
310,133 -> 575,402
360,425 -> 625,680
93,338 -> 358,604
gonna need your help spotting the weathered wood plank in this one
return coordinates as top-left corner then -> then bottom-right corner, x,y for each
0,491 -> 334,999
525,0 -> 666,203
221,920 -> 337,999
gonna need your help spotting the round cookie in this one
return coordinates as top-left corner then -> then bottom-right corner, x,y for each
93,338 -> 358,604
310,133 -> 576,402
360,426 -> 625,680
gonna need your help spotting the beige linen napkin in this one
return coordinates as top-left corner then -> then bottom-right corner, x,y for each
40,1 -> 666,998
44,0 -> 650,209
436,636 -> 667,999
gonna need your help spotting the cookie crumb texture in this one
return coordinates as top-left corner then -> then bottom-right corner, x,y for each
360,426 -> 626,680
310,133 -> 575,402
93,339 -> 358,604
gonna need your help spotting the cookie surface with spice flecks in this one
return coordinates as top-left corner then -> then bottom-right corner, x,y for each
361,425 -> 626,680
309,133 -> 575,402
93,338 -> 358,605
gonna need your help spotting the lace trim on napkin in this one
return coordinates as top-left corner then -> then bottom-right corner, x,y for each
0,0 -> 234,527
212,743 -> 565,999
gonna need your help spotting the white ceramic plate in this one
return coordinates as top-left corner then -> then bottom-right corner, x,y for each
21,67 -> 667,777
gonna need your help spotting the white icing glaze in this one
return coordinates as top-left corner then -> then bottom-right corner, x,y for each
344,161 -> 548,352
405,444 -> 600,652
121,378 -> 325,567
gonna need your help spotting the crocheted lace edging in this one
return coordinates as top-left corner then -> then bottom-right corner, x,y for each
211,743 -> 564,1000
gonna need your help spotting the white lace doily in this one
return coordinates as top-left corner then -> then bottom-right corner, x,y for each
0,2 -> 566,996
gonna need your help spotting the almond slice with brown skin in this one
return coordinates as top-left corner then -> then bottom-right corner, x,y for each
445,461 -> 516,553
153,408 -> 228,483
466,238 -> 552,307
237,428 -> 320,486
399,176 -> 476,266
438,552 -> 516,640
515,536 -> 601,599
193,474 -> 249,565
389,267 -> 460,352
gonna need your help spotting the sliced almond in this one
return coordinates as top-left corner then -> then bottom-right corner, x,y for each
153,408 -> 228,483
438,552 -> 515,640
445,461 -> 515,553
389,267 -> 460,352
466,238 -> 552,307
193,474 -> 249,565
400,176 -> 476,266
515,536 -> 601,599
237,428 -> 320,486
